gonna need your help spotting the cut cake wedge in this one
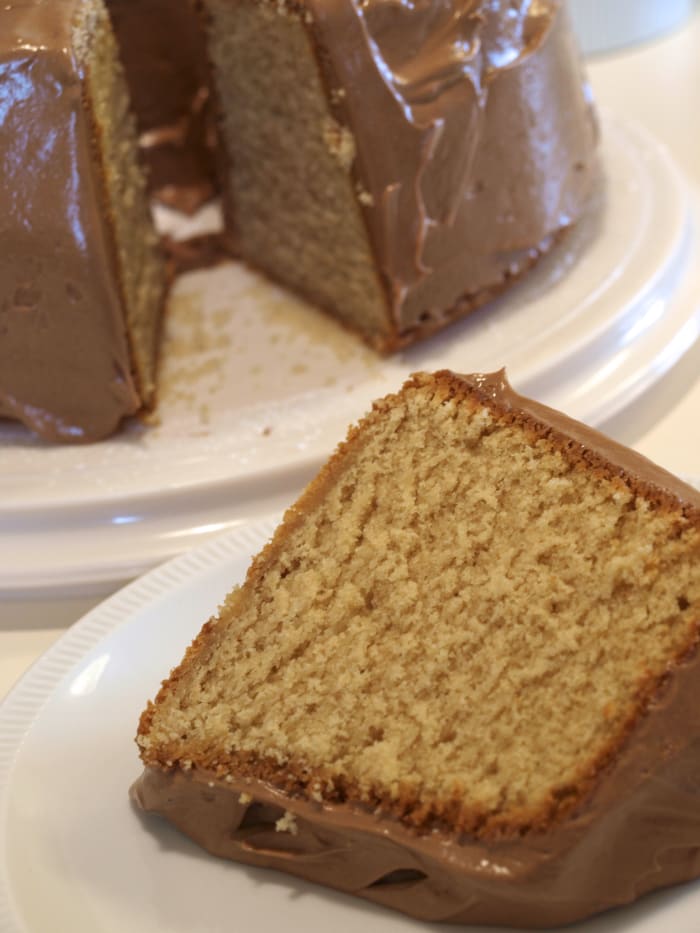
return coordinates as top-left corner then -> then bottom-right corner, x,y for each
133,370 -> 700,927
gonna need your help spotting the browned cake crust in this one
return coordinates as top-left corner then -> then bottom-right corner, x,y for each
135,371 -> 700,926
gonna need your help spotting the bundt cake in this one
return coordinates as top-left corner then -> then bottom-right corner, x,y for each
0,0 -> 597,441
133,370 -> 700,927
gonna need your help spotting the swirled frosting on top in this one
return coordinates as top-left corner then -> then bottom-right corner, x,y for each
308,0 -> 597,331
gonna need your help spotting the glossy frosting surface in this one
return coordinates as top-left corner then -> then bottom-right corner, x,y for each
1,0 -> 597,439
0,0 -> 140,441
309,0 -> 598,331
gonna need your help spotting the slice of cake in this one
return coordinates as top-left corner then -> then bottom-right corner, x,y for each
0,0 -> 167,442
202,0 -> 598,350
133,370 -> 700,927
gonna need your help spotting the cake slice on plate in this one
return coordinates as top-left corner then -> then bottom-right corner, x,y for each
133,370 -> 700,927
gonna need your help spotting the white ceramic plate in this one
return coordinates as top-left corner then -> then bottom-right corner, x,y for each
2,110 -> 700,598
3,514 -> 700,933
569,0 -> 694,56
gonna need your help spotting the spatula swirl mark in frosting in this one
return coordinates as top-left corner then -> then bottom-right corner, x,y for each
310,0 -> 587,326
360,0 -> 559,241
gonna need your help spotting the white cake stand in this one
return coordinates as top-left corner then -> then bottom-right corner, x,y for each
2,110 -> 699,598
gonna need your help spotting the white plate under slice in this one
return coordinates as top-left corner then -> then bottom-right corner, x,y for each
2,514 -> 700,933
1,109 -> 700,599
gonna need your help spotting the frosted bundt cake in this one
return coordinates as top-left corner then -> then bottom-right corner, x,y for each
133,370 -> 700,927
205,0 -> 598,350
1,0 -> 597,441
0,0 -> 167,442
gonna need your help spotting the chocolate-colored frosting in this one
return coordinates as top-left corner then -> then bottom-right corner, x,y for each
162,232 -> 236,276
133,666 -> 700,932
0,0 -> 142,442
106,0 -> 217,214
307,0 -> 598,334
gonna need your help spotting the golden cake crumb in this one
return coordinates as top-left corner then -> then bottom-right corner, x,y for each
137,370 -> 700,839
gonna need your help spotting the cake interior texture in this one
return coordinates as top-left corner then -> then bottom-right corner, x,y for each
205,0 -> 391,342
76,0 -> 165,407
139,371 -> 700,837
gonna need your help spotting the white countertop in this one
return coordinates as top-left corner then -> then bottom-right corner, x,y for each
2,10 -> 700,702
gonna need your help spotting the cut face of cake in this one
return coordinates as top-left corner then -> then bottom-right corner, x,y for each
203,0 -> 598,350
0,0 -> 167,442
134,370 -> 700,927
